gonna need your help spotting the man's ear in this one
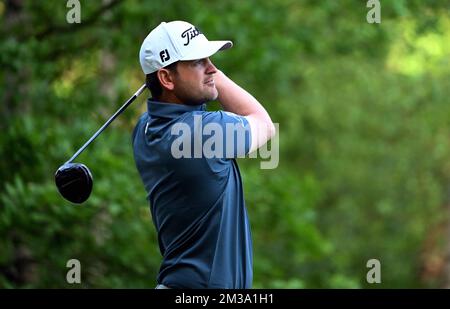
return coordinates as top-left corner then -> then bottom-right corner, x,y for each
157,69 -> 175,91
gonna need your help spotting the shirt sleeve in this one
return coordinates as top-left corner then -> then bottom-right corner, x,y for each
199,110 -> 252,159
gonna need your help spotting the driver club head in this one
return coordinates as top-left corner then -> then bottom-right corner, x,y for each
55,163 -> 93,204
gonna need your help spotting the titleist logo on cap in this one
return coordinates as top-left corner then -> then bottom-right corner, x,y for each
181,27 -> 202,46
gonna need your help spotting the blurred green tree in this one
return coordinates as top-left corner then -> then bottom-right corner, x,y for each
0,0 -> 449,288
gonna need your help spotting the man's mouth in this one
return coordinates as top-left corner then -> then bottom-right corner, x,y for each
205,79 -> 214,85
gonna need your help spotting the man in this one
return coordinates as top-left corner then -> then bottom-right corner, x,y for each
132,21 -> 275,289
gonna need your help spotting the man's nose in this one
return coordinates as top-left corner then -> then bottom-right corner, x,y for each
205,58 -> 217,74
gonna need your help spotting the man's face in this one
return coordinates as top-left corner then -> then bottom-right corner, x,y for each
171,58 -> 218,105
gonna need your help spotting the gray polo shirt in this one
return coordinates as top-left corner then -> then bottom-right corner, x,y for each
132,99 -> 252,288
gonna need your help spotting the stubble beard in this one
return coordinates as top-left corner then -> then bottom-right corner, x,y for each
177,85 -> 218,106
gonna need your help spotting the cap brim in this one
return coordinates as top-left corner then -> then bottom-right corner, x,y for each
181,40 -> 233,61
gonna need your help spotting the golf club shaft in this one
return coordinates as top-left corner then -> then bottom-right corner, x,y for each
66,84 -> 146,164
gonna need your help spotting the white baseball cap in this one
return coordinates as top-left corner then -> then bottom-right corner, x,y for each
139,21 -> 233,74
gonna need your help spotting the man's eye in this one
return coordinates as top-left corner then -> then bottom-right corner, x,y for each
193,59 -> 204,66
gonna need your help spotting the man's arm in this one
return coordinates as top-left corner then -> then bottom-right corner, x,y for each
215,70 -> 276,154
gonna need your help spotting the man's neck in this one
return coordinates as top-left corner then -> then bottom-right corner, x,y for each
158,92 -> 183,104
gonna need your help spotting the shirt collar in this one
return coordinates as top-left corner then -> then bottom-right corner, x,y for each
147,99 -> 206,119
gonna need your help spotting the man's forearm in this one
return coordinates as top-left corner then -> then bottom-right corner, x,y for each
215,70 -> 272,124
214,70 -> 276,152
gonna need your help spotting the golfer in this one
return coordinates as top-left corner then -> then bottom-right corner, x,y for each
132,21 -> 275,289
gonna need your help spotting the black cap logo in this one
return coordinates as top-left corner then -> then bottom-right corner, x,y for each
159,49 -> 170,62
181,27 -> 202,46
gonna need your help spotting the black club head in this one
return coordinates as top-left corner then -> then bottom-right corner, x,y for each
55,163 -> 93,204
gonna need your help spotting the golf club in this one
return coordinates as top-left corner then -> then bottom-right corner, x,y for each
55,84 -> 146,204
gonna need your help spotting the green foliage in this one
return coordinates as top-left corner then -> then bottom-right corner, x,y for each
1,0 -> 449,288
